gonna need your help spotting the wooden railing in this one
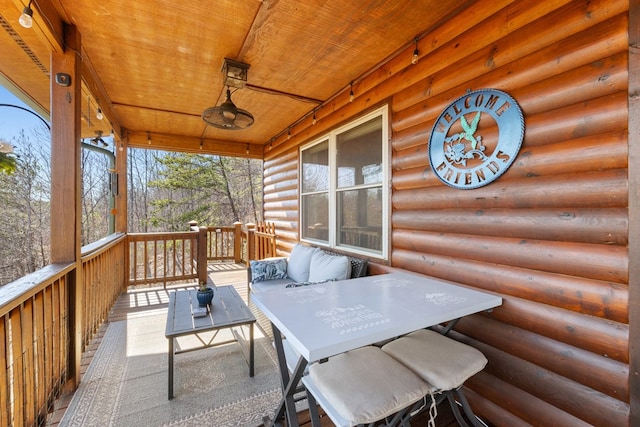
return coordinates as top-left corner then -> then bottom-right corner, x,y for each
0,223 -> 276,426
0,233 -> 126,427
192,222 -> 243,263
81,234 -> 127,347
252,222 -> 277,260
190,221 -> 277,265
127,231 -> 199,288
0,264 -> 72,427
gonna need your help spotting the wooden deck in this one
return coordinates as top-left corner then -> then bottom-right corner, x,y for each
48,262 -> 464,427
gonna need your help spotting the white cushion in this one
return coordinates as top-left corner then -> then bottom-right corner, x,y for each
382,329 -> 487,391
287,244 -> 319,283
308,250 -> 351,282
308,346 -> 433,425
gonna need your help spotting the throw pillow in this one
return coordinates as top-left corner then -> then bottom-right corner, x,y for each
250,258 -> 289,283
287,244 -> 320,283
308,250 -> 351,282
323,250 -> 368,279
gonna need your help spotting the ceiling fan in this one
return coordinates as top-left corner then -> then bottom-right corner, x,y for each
202,59 -> 254,130
202,87 -> 254,130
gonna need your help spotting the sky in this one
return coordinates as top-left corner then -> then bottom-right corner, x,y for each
0,84 -> 51,144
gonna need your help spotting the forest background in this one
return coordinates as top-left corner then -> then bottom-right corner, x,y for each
0,123 -> 263,286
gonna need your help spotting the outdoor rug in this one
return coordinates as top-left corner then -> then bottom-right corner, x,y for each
59,312 -> 283,427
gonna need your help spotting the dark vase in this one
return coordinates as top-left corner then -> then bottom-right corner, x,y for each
197,287 -> 214,306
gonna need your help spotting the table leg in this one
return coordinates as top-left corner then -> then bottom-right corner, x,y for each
249,323 -> 255,377
168,337 -> 174,400
269,323 -> 307,427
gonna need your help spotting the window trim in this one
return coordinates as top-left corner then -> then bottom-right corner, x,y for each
299,105 -> 389,260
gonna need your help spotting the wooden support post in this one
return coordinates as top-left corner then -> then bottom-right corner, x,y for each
114,135 -> 128,292
114,135 -> 127,234
50,24 -> 82,387
233,222 -> 243,263
197,226 -> 208,285
246,223 -> 256,263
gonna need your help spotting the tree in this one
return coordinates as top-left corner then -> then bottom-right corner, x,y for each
0,130 -> 50,284
147,153 -> 262,229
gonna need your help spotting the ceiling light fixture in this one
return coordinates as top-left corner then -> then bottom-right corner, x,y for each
202,86 -> 254,130
312,110 -> 317,125
222,58 -> 250,89
147,131 -> 151,145
202,58 -> 254,130
349,82 -> 355,103
90,131 -> 108,147
96,99 -> 104,120
412,37 -> 419,65
19,1 -> 33,28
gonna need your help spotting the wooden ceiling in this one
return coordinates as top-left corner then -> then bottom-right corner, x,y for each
0,0 -> 471,157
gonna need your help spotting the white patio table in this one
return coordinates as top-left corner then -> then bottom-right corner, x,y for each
251,271 -> 502,427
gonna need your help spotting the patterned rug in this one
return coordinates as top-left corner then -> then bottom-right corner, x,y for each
60,313 -> 283,427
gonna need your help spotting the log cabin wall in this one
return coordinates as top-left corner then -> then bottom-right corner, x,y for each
263,0 -> 632,425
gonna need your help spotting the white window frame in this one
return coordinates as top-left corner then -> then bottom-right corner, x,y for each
299,105 -> 389,260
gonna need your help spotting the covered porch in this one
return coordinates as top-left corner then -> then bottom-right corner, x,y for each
46,263 -> 463,426
1,1 -> 639,426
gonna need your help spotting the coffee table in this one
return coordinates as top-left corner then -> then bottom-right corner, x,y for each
165,285 -> 256,399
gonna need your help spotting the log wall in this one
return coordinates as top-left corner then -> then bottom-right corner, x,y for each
262,0 -> 632,425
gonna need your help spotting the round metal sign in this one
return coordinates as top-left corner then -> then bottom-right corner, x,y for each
428,89 -> 524,189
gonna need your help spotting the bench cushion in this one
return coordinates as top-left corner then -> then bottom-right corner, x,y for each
250,278 -> 293,293
307,346 -> 433,425
382,329 -> 487,392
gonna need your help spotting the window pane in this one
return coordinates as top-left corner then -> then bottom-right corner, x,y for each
302,140 -> 329,192
302,193 -> 329,242
337,187 -> 382,251
337,116 -> 382,188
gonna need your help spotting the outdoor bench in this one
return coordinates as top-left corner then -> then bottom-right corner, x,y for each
247,243 -> 368,294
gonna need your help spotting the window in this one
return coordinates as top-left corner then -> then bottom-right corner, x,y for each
300,106 -> 388,258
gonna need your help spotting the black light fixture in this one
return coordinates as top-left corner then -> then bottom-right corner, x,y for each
202,58 -> 254,130
349,82 -> 355,102
202,87 -> 254,130
222,58 -> 250,89
412,37 -> 419,65
19,1 -> 33,28
89,131 -> 108,147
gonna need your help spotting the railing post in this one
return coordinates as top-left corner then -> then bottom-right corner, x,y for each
197,226 -> 208,285
233,221 -> 243,263
246,223 -> 256,262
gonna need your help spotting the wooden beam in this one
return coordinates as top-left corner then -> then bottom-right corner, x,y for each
50,23 -> 82,386
127,131 -> 264,159
80,47 -> 123,139
628,1 -> 640,425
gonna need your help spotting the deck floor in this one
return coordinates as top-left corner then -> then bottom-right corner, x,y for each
48,262 -> 462,427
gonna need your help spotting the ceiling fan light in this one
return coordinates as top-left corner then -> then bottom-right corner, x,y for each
202,87 -> 254,130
